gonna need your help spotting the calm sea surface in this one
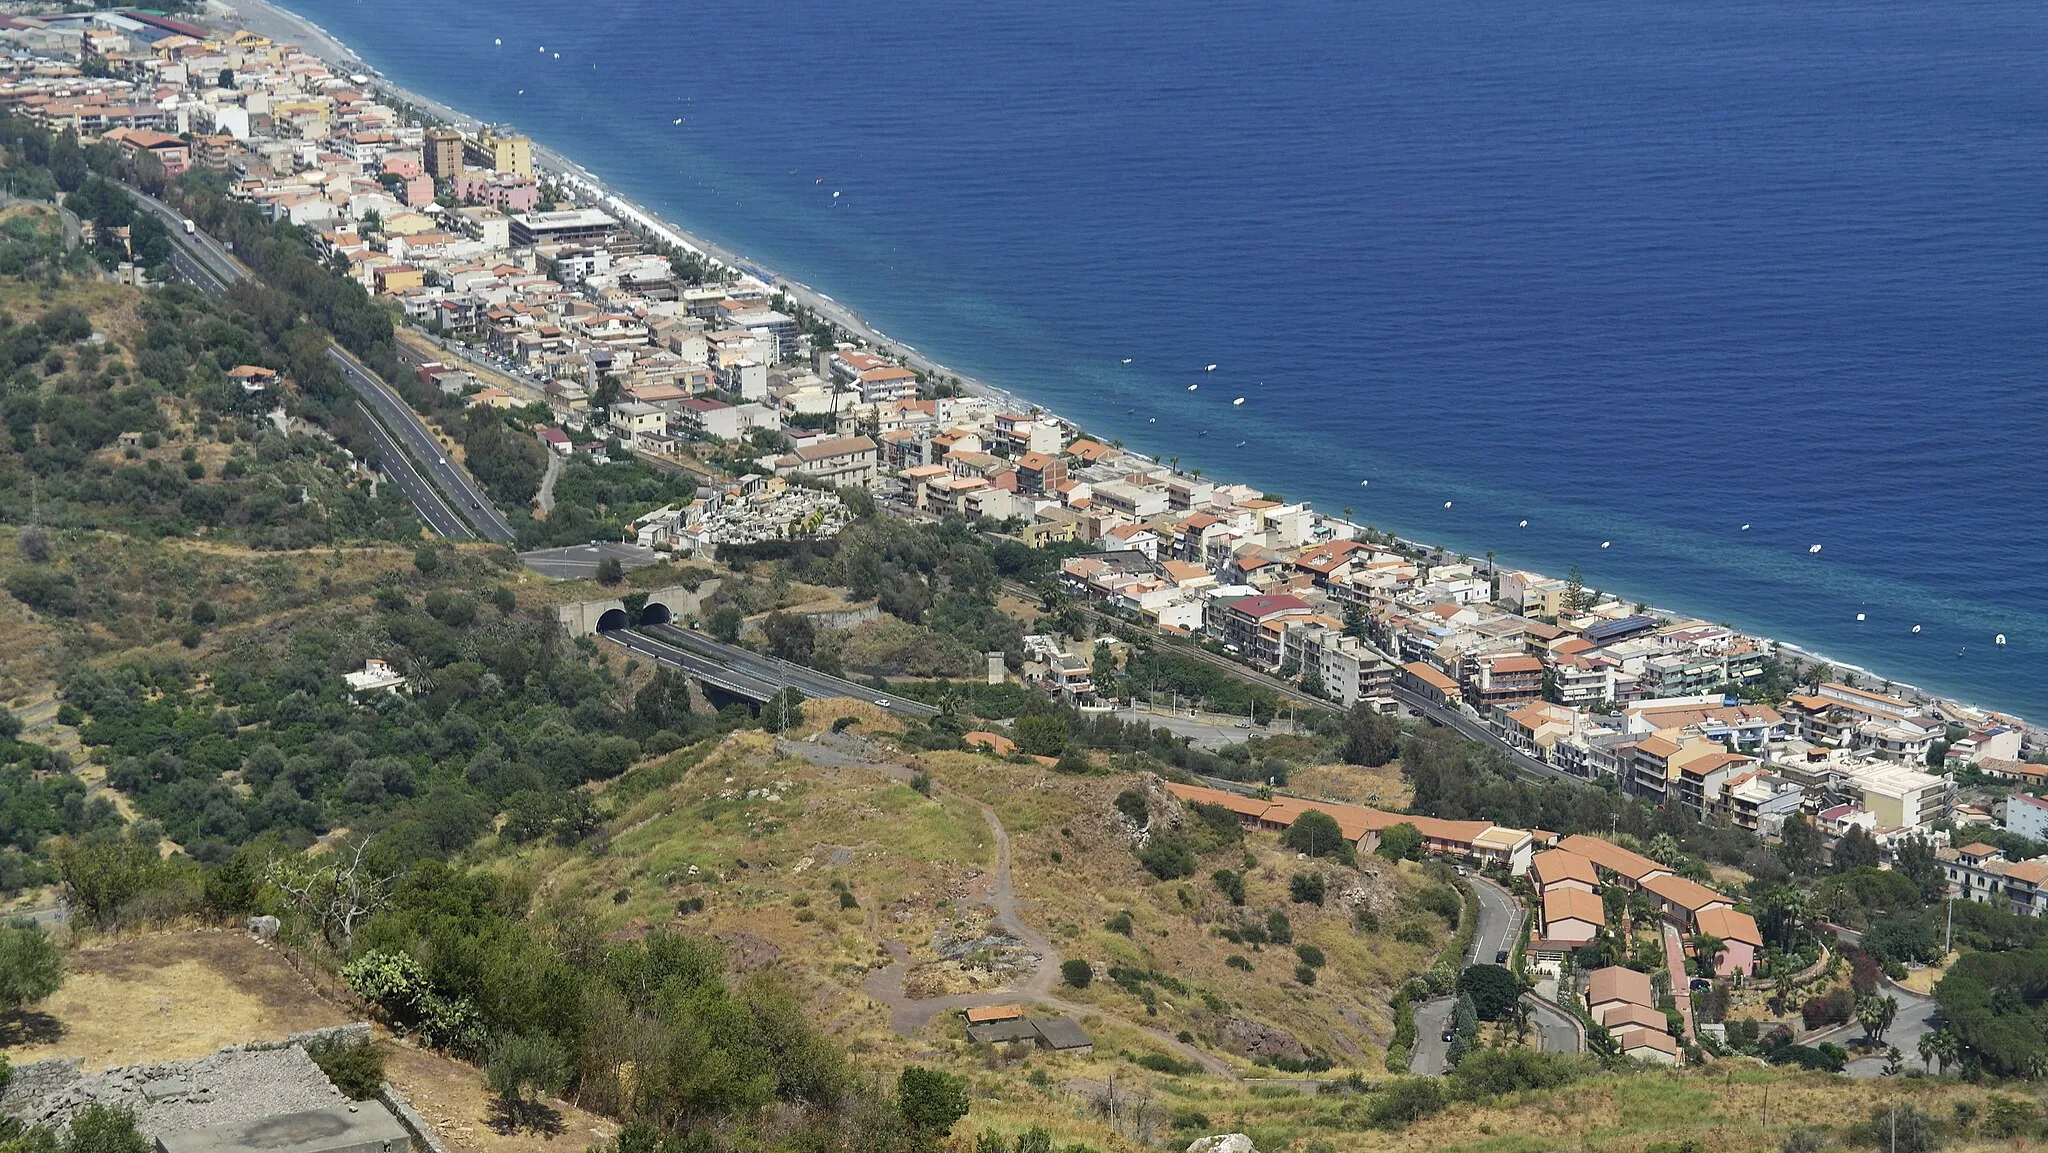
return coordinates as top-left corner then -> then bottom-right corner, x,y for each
275,0 -> 2048,718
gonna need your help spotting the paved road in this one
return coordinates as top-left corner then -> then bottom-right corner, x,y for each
1527,994 -> 1581,1053
646,625 -> 942,718
326,343 -> 514,542
1809,983 -> 1941,1077
521,542 -> 665,579
1113,705 -> 1262,750
1467,875 -> 1525,966
1410,997 -> 1455,1074
610,625 -> 940,719
5,901 -> 69,928
125,183 -> 512,542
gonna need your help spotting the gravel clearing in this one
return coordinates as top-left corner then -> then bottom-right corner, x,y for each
2,1046 -> 345,1137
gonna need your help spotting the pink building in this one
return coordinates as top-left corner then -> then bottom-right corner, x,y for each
399,173 -> 436,208
381,150 -> 424,178
453,169 -> 540,213
1694,907 -> 1761,977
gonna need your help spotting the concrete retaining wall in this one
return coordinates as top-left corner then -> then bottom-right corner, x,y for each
378,1084 -> 453,1153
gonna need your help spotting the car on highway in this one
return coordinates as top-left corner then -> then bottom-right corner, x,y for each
873,699 -> 892,709
1495,950 -> 1509,964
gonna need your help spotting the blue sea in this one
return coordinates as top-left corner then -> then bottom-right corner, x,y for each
274,0 -> 2048,720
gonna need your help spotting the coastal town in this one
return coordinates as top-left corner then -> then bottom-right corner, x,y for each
9,8 -> 2048,1150
5,4 -> 2046,911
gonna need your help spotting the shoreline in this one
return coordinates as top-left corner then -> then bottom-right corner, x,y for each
215,0 -> 2033,735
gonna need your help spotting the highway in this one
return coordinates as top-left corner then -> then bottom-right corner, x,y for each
125,184 -> 511,543
611,625 -> 941,719
327,341 -> 515,542
644,624 -> 943,718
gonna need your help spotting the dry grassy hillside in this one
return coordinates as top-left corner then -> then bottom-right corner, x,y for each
509,725 -> 1461,1080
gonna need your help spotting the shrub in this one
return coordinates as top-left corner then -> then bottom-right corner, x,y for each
1294,964 -> 1317,985
1113,788 -> 1149,826
1295,944 -> 1325,968
1225,955 -> 1252,972
1132,1052 -> 1200,1076
1211,869 -> 1245,905
1265,910 -> 1293,945
1288,871 -> 1325,905
1799,987 -> 1854,1030
485,1031 -> 570,1129
1369,1077 -> 1446,1129
0,919 -> 65,1011
909,772 -> 933,796
1394,920 -> 1435,945
1137,832 -> 1196,880
1104,910 -> 1134,936
1061,959 -> 1093,988
305,1035 -> 384,1099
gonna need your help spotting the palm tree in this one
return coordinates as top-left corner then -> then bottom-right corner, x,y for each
1857,994 -> 1899,1045
1690,934 -> 1725,978
1919,1027 -> 1960,1075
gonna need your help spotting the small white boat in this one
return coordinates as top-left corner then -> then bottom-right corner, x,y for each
832,191 -> 841,198
1359,479 -> 1369,487
1601,541 -> 1612,549
673,118 -> 683,125
1518,519 -> 1528,527
1205,364 -> 1218,372
539,45 -> 546,52
1911,624 -> 1922,634
1232,397 -> 1245,406
1187,384 -> 1198,391
1809,544 -> 1822,554
1856,613 -> 1865,622
1741,523 -> 1751,530
1443,501 -> 1453,509
1121,358 -> 1132,364
1235,440 -> 1247,447
1996,633 -> 2008,646
494,38 -> 502,45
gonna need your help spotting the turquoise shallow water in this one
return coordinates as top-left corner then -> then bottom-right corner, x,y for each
278,0 -> 2048,718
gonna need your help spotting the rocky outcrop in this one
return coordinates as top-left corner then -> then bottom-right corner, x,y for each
1217,1016 -> 1308,1062
1187,1135 -> 1256,1153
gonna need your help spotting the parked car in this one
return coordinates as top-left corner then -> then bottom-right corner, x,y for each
1495,950 -> 1509,964
1441,1028 -> 1456,1043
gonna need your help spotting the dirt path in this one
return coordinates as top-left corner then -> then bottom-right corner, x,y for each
775,736 -> 1236,1078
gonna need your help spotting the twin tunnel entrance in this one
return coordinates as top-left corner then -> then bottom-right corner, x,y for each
595,600 -> 673,633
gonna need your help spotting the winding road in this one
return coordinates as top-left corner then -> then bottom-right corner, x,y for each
1411,875 -> 1578,1075
773,735 -> 1235,1077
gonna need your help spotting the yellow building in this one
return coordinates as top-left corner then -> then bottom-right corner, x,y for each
470,129 -> 532,177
